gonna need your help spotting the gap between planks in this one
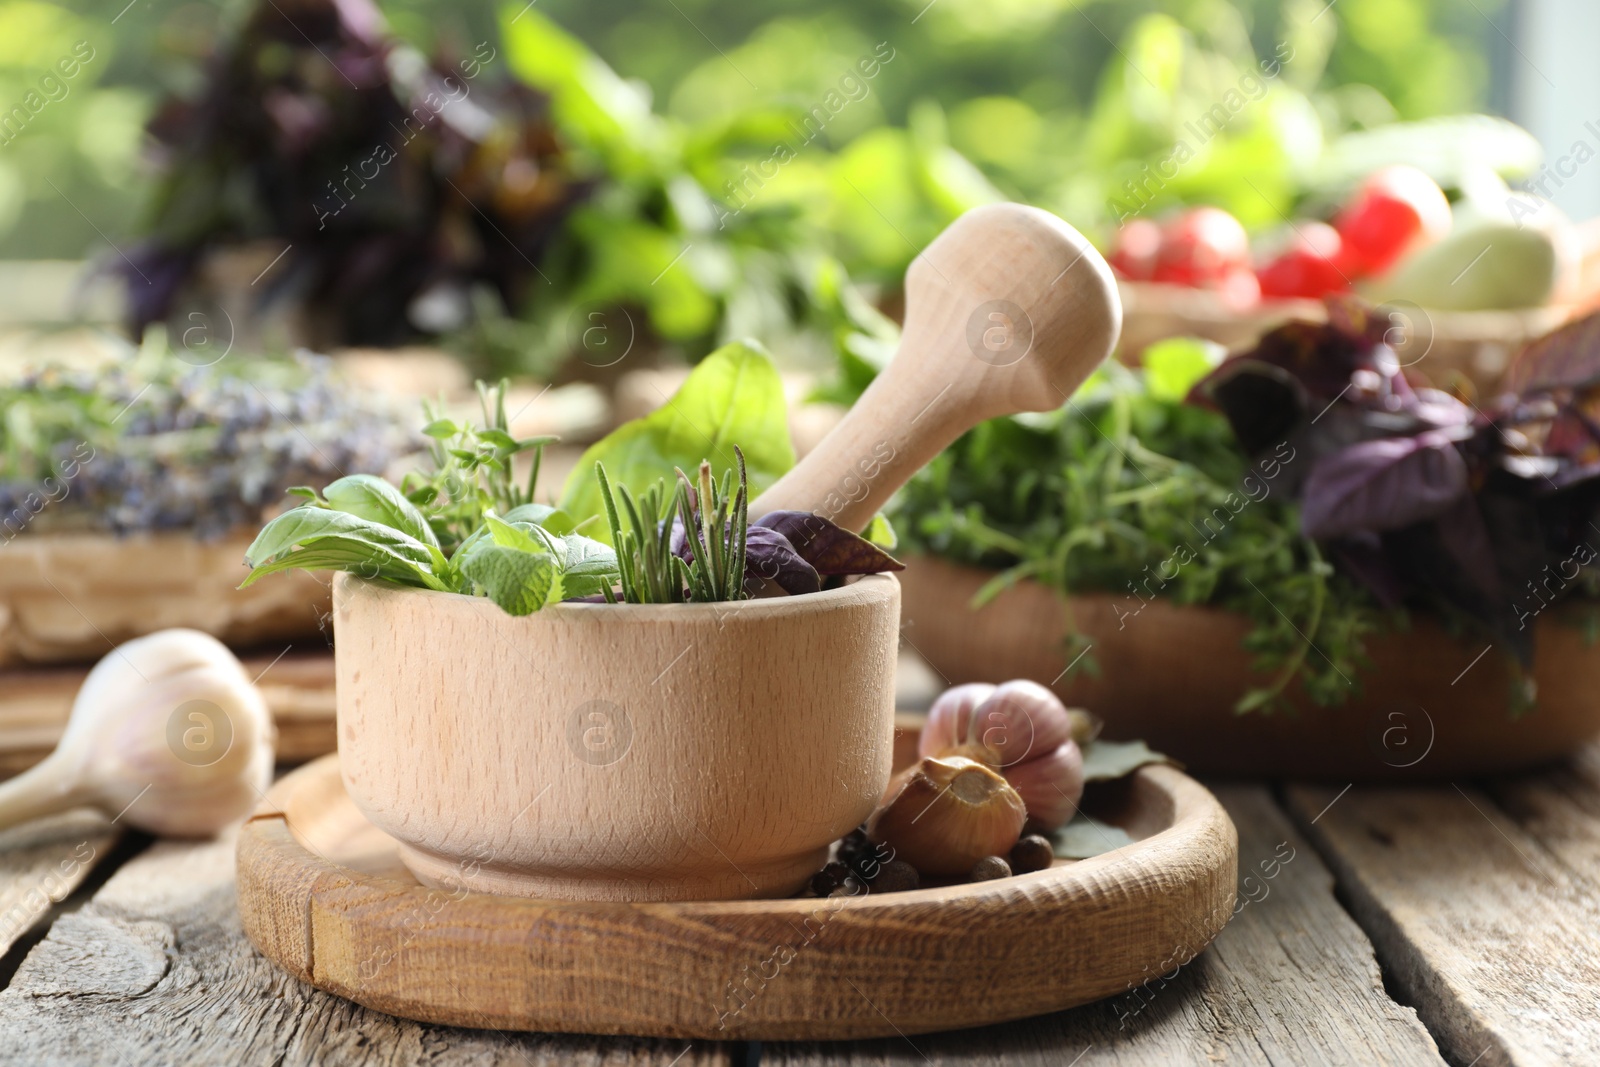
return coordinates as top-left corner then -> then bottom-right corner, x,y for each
1286,743 -> 1600,1067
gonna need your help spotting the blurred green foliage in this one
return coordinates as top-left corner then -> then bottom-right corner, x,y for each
0,0 -> 1508,285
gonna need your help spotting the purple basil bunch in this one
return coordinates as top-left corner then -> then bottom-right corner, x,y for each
1191,297 -> 1600,666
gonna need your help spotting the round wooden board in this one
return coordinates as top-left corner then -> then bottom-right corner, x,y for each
237,753 -> 1237,1041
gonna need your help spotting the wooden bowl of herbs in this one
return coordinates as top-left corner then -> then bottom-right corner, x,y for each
892,303 -> 1600,780
0,342 -> 410,667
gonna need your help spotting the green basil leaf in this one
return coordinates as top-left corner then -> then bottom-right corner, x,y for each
559,340 -> 794,540
246,506 -> 433,566
239,539 -> 438,590
244,506 -> 449,589
321,474 -> 441,549
458,544 -> 560,616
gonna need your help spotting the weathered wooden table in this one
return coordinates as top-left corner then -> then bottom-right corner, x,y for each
4,738 -> 1597,1067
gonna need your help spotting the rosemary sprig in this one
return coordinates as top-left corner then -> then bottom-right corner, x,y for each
597,446 -> 750,604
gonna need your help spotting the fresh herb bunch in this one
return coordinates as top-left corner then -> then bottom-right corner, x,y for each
892,340 -> 1388,713
399,381 -> 555,555
245,340 -> 903,614
597,450 -> 749,605
125,0 -> 585,348
1194,298 -> 1600,687
242,380 -> 616,617
0,331 -> 407,540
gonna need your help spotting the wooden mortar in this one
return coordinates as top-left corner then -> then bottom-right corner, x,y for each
334,573 -> 900,901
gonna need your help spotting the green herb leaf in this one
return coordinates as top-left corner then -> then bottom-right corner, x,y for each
243,506 -> 447,588
502,502 -> 576,535
1141,337 -> 1225,402
559,533 -> 620,598
457,541 -> 561,615
559,340 -> 794,540
421,419 -> 460,440
1049,812 -> 1136,859
1081,738 -> 1171,782
322,474 -> 441,549
238,541 -> 434,589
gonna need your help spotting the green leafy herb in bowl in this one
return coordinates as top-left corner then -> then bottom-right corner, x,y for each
243,340 -> 902,614
892,335 -> 1388,713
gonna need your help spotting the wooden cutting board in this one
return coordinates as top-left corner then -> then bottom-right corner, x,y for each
236,752 -> 1238,1041
0,650 -> 336,775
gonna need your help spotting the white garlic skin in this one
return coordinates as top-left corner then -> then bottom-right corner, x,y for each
919,679 -> 1083,831
15,629 -> 275,837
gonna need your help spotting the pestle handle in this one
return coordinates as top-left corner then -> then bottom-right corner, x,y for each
750,202 -> 1123,532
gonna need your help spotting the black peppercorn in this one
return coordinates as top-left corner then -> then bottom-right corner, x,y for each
1009,834 -> 1054,874
869,859 -> 921,893
969,855 -> 1012,882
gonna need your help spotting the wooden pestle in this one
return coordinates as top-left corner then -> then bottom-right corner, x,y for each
750,202 -> 1122,532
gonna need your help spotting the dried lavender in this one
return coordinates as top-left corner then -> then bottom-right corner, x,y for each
0,341 -> 413,541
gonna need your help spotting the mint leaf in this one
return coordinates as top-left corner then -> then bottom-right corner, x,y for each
458,543 -> 559,616
559,533 -> 620,597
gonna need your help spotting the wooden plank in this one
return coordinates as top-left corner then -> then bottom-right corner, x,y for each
0,812 -> 117,957
1287,749 -> 1600,1067
0,825 -> 730,1066
767,786 -> 1441,1066
0,650 -> 336,776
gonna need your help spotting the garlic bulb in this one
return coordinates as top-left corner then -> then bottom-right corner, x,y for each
920,679 -> 1084,832
921,679 -> 1071,768
0,629 -> 275,837
866,755 -> 1027,875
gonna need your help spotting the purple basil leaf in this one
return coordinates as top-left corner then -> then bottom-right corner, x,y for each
1506,307 -> 1600,393
753,510 -> 904,576
744,526 -> 821,595
1300,431 -> 1469,540
1328,533 -> 1407,609
1189,359 -> 1307,457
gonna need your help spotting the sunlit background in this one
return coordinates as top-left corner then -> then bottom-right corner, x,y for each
0,0 -> 1588,366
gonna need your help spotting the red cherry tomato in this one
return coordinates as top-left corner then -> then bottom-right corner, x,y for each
1151,206 -> 1250,287
1108,218 -> 1162,281
1333,165 -> 1451,277
1216,265 -> 1262,312
1257,221 -> 1350,300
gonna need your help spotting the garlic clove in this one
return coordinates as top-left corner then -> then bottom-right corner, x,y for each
923,679 -> 1073,770
917,683 -> 995,761
1002,740 -> 1085,832
866,755 -> 1027,875
0,629 -> 275,838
